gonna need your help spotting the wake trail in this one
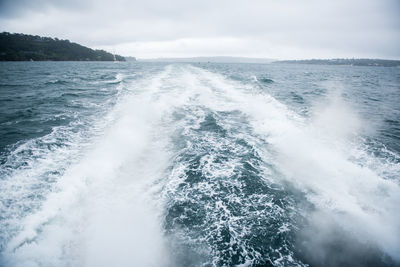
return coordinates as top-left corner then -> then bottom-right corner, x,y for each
1,64 -> 399,267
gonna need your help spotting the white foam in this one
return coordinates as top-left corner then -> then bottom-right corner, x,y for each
188,65 -> 400,261
2,67 -> 177,267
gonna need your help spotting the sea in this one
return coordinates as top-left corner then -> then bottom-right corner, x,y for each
0,61 -> 399,267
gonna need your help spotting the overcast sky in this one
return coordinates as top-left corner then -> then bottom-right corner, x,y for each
0,0 -> 399,59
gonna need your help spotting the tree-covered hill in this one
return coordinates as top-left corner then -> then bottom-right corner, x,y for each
0,32 -> 125,61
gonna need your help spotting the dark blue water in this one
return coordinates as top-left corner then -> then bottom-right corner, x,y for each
0,62 -> 399,266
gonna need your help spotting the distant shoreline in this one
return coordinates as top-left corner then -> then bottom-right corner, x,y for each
273,58 -> 400,67
136,57 -> 400,67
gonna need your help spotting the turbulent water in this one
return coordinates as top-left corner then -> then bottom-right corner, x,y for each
0,61 -> 399,267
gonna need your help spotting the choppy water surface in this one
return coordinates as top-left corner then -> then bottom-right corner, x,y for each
0,62 -> 399,267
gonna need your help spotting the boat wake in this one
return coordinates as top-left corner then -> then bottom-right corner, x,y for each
1,64 -> 399,267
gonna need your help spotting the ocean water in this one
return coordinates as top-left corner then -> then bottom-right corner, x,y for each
0,61 -> 399,267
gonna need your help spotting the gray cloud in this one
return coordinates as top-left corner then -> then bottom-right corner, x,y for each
0,0 -> 399,59
0,0 -> 89,17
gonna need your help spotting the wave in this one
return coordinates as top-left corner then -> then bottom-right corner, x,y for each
1,64 -> 399,266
